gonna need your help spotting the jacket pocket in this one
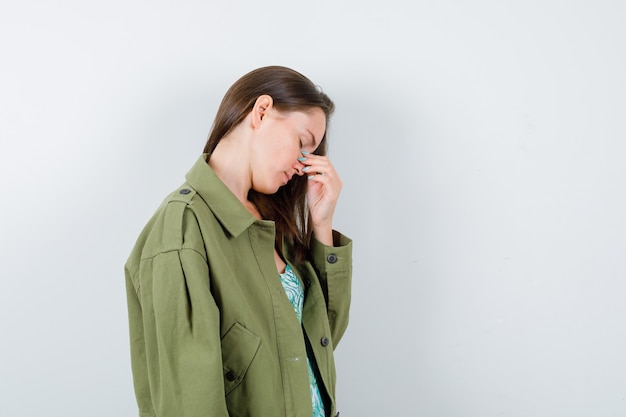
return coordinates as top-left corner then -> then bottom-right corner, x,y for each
221,322 -> 261,395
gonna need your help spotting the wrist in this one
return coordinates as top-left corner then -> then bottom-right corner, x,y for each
312,224 -> 333,247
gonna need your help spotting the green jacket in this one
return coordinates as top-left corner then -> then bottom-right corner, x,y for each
125,155 -> 352,417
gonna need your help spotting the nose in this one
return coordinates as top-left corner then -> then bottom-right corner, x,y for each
292,159 -> 305,176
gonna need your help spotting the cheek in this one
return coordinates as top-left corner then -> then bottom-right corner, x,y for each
274,141 -> 299,162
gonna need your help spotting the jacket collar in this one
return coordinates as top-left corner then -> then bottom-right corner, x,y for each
185,154 -> 256,238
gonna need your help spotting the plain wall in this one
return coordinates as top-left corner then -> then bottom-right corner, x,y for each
1,0 -> 625,416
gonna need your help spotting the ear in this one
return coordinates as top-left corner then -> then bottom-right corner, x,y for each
251,95 -> 274,129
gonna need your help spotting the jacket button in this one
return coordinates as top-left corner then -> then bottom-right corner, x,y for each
225,370 -> 237,381
321,336 -> 330,347
326,254 -> 338,264
180,188 -> 191,195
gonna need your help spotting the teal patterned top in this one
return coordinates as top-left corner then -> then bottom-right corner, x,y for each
279,265 -> 326,417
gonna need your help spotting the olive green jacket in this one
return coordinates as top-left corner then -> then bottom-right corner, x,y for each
125,155 -> 352,417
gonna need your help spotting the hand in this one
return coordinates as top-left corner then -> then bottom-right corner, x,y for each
300,152 -> 342,246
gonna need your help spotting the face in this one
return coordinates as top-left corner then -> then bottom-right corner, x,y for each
250,106 -> 326,194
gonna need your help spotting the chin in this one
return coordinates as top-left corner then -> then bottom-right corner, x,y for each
253,184 -> 281,195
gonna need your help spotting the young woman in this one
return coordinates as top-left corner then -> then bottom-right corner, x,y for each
125,66 -> 352,417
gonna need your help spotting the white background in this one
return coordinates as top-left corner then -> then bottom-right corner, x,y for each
1,1 -> 625,416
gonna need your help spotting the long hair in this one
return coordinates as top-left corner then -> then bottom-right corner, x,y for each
203,66 -> 335,263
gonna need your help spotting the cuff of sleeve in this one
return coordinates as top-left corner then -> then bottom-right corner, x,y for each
310,230 -> 353,271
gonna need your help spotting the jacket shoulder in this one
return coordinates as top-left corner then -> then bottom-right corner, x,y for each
125,185 -> 205,276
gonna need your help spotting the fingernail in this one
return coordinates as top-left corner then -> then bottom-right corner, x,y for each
302,166 -> 311,172
307,175 -> 314,180
301,150 -> 310,155
297,157 -> 307,162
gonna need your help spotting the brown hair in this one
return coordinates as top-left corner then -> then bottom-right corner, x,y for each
203,66 -> 335,262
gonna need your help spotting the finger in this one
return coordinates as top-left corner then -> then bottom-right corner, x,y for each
302,166 -> 332,177
307,172 -> 342,191
299,153 -> 332,166
299,154 -> 340,182
314,173 -> 339,189
301,161 -> 337,175
299,158 -> 331,169
306,172 -> 332,183
300,152 -> 329,160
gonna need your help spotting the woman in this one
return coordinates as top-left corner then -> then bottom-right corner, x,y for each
125,66 -> 352,417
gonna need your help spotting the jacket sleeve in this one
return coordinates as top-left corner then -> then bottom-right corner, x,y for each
309,230 -> 353,347
125,207 -> 229,417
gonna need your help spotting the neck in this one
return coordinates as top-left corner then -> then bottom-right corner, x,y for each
207,123 -> 256,209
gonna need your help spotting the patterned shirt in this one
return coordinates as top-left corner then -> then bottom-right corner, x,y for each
279,265 -> 326,417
